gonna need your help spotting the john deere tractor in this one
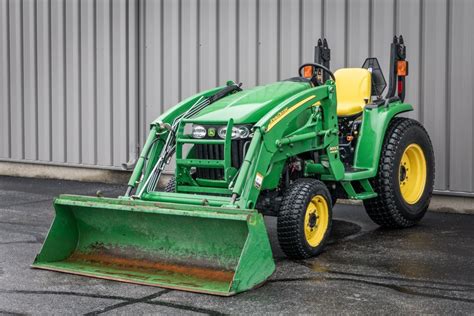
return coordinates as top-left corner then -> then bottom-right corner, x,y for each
33,35 -> 434,296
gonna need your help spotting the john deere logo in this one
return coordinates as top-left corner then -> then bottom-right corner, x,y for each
208,128 -> 216,137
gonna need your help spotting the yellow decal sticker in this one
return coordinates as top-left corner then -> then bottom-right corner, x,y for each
255,172 -> 264,190
329,146 -> 339,153
268,108 -> 290,130
267,95 -> 316,131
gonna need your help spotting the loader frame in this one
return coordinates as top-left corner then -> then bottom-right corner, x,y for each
125,80 -> 412,210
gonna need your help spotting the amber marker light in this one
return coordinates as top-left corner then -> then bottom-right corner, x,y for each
397,60 -> 408,76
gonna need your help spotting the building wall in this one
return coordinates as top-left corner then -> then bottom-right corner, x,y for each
1,0 -> 473,195
0,0 -> 139,170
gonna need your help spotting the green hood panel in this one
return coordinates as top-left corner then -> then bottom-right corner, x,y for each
191,81 -> 311,124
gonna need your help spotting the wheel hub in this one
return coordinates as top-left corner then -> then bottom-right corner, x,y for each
399,143 -> 427,204
308,213 -> 317,230
399,165 -> 407,182
304,195 -> 329,247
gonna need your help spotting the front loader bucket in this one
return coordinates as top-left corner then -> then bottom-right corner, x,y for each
32,195 -> 275,296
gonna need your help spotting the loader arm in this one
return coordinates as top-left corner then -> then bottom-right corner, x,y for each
127,86 -> 224,194
231,81 -> 345,210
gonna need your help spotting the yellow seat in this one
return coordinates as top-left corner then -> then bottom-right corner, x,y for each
334,68 -> 372,116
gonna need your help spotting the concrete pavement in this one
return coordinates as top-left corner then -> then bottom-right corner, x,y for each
0,176 -> 473,315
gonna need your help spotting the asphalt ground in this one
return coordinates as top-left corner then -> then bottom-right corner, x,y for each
0,175 -> 473,315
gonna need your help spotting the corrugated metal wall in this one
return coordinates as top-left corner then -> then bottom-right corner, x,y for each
0,0 -> 139,170
1,0 -> 473,195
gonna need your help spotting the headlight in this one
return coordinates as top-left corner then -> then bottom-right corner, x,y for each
218,126 -> 239,139
191,125 -> 206,138
218,126 -> 251,139
238,126 -> 250,138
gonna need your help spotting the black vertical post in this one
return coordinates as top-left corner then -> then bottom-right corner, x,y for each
314,38 -> 331,81
397,36 -> 407,102
386,36 -> 399,99
386,35 -> 407,101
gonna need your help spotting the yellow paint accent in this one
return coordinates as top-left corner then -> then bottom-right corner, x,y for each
304,194 -> 329,247
267,95 -> 316,131
334,68 -> 371,116
399,144 -> 427,204
312,101 -> 321,107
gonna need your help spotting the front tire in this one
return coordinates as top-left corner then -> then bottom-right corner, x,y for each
363,118 -> 435,228
277,179 -> 333,259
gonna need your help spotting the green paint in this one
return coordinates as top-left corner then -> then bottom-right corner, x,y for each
353,102 -> 413,174
33,195 -> 274,296
191,81 -> 310,124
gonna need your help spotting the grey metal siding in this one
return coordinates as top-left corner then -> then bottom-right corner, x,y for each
448,0 -> 474,192
1,0 -> 473,195
0,0 -> 138,169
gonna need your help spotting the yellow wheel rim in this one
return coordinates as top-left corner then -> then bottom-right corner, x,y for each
399,144 -> 427,204
304,195 -> 329,247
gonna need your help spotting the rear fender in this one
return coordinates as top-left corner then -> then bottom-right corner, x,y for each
353,102 -> 413,176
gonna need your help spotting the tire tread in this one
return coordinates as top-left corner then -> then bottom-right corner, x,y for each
277,179 -> 332,259
363,117 -> 434,228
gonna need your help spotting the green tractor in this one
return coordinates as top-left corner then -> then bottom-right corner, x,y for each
33,35 -> 434,296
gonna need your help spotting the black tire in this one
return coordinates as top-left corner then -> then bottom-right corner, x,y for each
164,176 -> 176,192
363,117 -> 435,228
277,178 -> 333,259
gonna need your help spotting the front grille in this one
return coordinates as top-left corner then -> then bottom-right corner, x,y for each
195,140 -> 250,180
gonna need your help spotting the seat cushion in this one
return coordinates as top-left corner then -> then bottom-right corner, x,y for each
334,68 -> 372,116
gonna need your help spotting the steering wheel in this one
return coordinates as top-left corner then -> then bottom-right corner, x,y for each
298,63 -> 336,86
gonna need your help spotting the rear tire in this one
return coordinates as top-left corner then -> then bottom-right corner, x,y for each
363,118 -> 435,228
277,179 -> 332,259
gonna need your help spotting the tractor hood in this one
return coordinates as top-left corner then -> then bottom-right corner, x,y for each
191,81 -> 311,124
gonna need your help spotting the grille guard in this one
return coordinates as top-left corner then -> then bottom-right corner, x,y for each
175,119 -> 241,195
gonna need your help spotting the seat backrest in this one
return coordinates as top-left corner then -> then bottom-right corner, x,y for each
334,68 -> 371,116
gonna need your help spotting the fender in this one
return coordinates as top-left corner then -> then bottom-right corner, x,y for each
349,102 -> 413,180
